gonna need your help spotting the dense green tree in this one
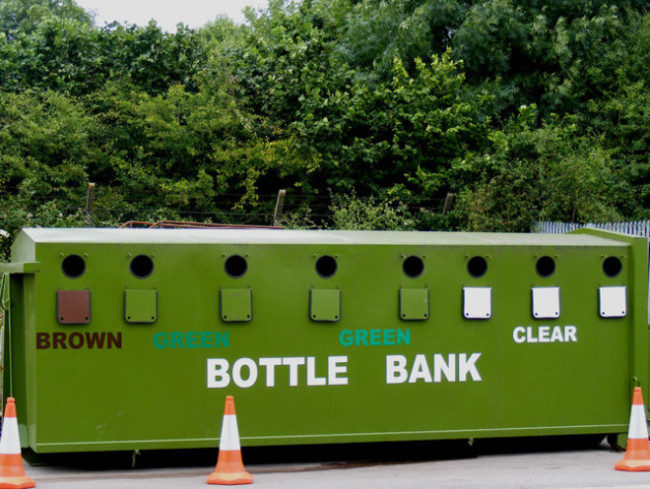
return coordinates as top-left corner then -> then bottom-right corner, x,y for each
0,18 -> 207,96
293,53 -> 491,201
0,0 -> 91,37
575,10 -> 650,218
451,106 -> 624,231
337,0 -> 466,78
3,0 -> 650,259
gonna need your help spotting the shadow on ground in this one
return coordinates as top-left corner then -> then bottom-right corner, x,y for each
24,434 -> 612,471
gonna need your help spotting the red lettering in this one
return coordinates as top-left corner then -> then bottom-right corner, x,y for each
36,332 -> 50,349
53,332 -> 67,349
68,332 -> 84,349
35,332 -> 122,350
85,332 -> 106,349
107,332 -> 122,349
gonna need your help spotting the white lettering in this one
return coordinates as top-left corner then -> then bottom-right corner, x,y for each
207,356 -> 349,388
386,355 -> 408,384
282,357 -> 305,387
459,353 -> 482,382
513,326 -> 526,344
538,326 -> 550,343
207,359 -> 230,388
386,353 -> 481,385
513,325 -> 578,344
259,357 -> 282,387
409,354 -> 433,383
306,356 -> 327,386
551,327 -> 564,342
328,356 -> 349,385
565,325 -> 577,342
232,358 -> 257,388
433,353 -> 455,382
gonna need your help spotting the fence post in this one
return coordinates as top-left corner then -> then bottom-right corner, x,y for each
273,189 -> 286,227
85,182 -> 96,225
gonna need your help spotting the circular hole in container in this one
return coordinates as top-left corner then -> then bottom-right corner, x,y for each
467,256 -> 488,278
225,255 -> 247,278
316,255 -> 337,278
603,256 -> 622,278
535,256 -> 556,277
130,255 -> 154,279
403,256 -> 424,278
61,254 -> 85,279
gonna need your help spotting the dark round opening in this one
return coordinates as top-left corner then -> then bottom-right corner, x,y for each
536,256 -> 556,277
403,256 -> 424,278
225,255 -> 247,278
603,256 -> 622,278
61,254 -> 85,279
130,255 -> 154,279
467,256 -> 488,278
316,255 -> 337,278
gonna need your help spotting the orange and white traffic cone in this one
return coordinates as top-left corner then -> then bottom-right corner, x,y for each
207,396 -> 253,485
0,398 -> 35,489
615,386 -> 650,471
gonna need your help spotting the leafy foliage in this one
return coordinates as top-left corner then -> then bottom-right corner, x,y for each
452,106 -> 623,231
2,0 -> 650,260
0,0 -> 91,37
328,192 -> 416,230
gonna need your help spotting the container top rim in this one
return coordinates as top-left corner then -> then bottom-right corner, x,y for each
14,227 -> 630,247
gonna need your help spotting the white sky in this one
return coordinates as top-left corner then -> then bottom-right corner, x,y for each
75,0 -> 269,32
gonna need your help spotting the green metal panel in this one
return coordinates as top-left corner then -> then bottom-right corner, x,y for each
220,289 -> 253,322
124,289 -> 158,324
1,228 -> 647,453
399,288 -> 429,320
310,289 -> 341,322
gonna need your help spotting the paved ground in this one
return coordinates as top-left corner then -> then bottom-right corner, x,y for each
21,437 -> 650,488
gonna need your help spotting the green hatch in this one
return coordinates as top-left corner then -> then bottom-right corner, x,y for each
399,288 -> 429,321
310,288 -> 341,322
124,289 -> 158,323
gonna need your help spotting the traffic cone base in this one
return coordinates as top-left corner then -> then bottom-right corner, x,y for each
615,459 -> 650,471
0,474 -> 37,489
207,450 -> 253,485
615,387 -> 650,472
207,474 -> 253,486
0,399 -> 35,489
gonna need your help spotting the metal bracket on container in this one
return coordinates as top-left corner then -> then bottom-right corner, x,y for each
532,287 -> 560,319
57,290 -> 91,324
220,288 -> 253,323
399,288 -> 429,321
463,287 -> 492,319
124,289 -> 158,324
599,286 -> 627,318
310,288 -> 341,322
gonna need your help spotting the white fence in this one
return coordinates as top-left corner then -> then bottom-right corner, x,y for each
535,220 -> 650,238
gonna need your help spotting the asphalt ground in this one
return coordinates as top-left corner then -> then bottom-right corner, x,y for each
18,436 -> 650,489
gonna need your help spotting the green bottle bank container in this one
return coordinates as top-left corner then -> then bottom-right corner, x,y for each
1,228 -> 647,453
